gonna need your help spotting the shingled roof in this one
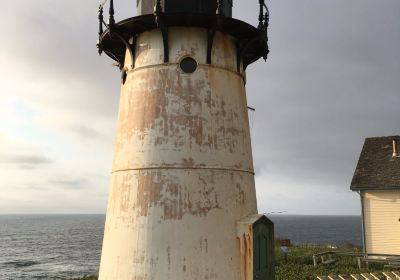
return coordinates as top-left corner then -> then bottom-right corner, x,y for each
350,136 -> 400,191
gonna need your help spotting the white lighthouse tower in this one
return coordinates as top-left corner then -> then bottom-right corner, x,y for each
96,0 -> 274,279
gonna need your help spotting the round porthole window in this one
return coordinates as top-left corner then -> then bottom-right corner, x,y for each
180,57 -> 197,74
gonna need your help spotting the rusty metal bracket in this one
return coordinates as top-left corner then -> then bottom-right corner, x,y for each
104,50 -> 124,69
236,40 -> 242,73
160,23 -> 169,63
206,27 -> 217,64
207,15 -> 225,65
130,35 -> 137,67
155,1 -> 169,63
121,67 -> 128,84
237,37 -> 261,72
111,32 -> 135,70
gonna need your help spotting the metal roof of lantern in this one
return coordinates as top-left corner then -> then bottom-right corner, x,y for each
96,0 -> 270,71
350,136 -> 400,191
137,0 -> 233,17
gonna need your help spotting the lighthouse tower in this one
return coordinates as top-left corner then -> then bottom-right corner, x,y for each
96,0 -> 273,279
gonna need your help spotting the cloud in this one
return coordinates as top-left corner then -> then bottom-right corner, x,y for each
6,155 -> 52,165
0,0 -> 399,214
2,154 -> 53,169
49,178 -> 90,189
26,185 -> 49,191
70,125 -> 102,139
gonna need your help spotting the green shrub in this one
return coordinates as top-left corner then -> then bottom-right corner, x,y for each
275,245 -> 385,280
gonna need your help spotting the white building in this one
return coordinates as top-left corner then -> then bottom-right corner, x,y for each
351,136 -> 400,256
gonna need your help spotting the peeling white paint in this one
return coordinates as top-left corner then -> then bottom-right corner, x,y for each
99,27 -> 258,280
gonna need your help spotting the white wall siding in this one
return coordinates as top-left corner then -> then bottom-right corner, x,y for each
363,191 -> 400,255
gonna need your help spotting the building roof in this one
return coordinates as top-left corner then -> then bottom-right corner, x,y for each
350,136 -> 400,191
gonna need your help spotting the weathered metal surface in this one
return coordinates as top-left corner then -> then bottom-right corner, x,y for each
237,215 -> 275,280
132,27 -> 238,72
99,27 -> 258,280
237,221 -> 254,280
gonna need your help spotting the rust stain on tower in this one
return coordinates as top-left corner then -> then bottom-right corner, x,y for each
96,0 -> 274,279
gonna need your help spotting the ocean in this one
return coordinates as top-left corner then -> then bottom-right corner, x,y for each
0,215 -> 362,279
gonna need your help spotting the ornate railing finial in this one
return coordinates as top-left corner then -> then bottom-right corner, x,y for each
98,5 -> 104,36
263,3 -> 270,60
258,0 -> 265,30
264,6 -> 269,60
109,0 -> 115,26
97,5 -> 104,55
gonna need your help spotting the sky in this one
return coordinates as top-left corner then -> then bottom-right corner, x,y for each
0,0 -> 399,215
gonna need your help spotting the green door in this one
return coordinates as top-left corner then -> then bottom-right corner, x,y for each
253,220 -> 275,280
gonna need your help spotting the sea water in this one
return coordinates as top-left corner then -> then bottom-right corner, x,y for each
0,215 -> 362,279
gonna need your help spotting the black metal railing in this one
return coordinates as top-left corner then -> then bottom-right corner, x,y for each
258,0 -> 270,60
97,0 -> 270,66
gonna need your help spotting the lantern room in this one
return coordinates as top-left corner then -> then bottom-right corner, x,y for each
137,0 -> 233,17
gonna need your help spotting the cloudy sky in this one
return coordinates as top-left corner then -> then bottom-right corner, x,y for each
0,0 -> 399,215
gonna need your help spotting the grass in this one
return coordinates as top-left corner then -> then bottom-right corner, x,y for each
274,244 -> 385,280
70,245 -> 389,280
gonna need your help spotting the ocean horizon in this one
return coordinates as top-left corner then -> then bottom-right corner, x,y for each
0,214 -> 363,279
